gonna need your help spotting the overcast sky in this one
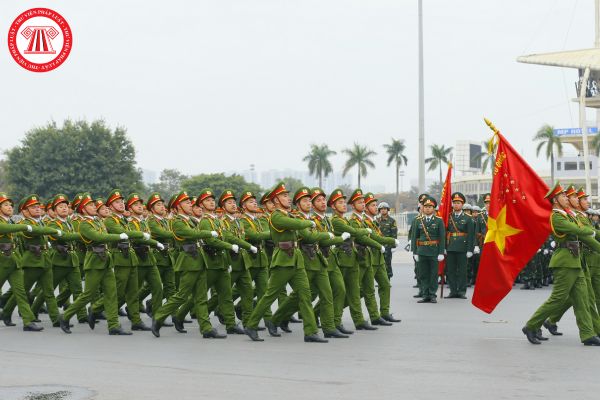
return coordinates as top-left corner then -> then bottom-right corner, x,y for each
1,0 -> 596,191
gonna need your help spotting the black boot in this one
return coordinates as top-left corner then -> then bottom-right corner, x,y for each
356,322 -> 377,331
131,322 -> 152,331
58,315 -> 71,334
289,315 -> 302,323
522,326 -> 541,344
226,324 -> 245,335
535,329 -> 549,341
151,318 -> 162,337
337,325 -> 354,335
244,327 -> 264,341
417,298 -> 431,303
279,321 -> 292,333
87,307 -> 96,330
173,317 -> 187,333
583,336 -> 600,346
23,322 -> 44,332
304,333 -> 328,343
202,328 -> 226,339
2,315 -> 16,327
324,329 -> 349,338
543,320 -> 563,336
145,300 -> 152,317
265,320 -> 281,337
109,327 -> 133,335
371,317 -> 392,326
118,308 -> 127,317
382,314 -> 401,323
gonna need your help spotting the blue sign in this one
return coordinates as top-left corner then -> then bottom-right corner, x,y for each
554,127 -> 598,136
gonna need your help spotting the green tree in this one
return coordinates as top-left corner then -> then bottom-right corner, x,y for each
4,119 -> 142,200
181,173 -> 262,199
148,169 -> 188,198
534,124 -> 562,183
0,159 -> 8,192
425,144 -> 453,185
303,144 -> 336,188
383,138 -> 408,211
471,139 -> 496,174
342,143 -> 376,188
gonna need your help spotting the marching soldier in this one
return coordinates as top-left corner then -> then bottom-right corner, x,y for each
445,192 -> 475,299
377,201 -> 397,279
411,196 -> 446,303
0,192 -> 44,331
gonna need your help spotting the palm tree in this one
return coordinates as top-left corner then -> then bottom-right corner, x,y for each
425,144 -> 453,185
302,144 -> 337,188
534,124 -> 562,183
383,138 -> 408,210
342,143 -> 376,188
591,132 -> 600,156
471,139 -> 496,174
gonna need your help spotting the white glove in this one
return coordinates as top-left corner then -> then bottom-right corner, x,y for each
380,246 -> 385,254
250,245 -> 258,254
543,249 -> 549,255
156,242 -> 165,251
550,241 -> 556,248
391,247 -> 397,253
341,232 -> 351,241
143,232 -> 151,240
474,246 -> 480,254
394,239 -> 400,247
310,221 -> 316,228
26,225 -> 33,232
211,230 -> 219,238
231,244 -> 239,253
413,254 -> 419,262
366,228 -> 372,234
593,231 -> 597,238
537,249 -> 541,253
330,245 -> 336,250
47,241 -> 52,248
326,232 -> 333,240
119,233 -> 129,240
55,229 -> 63,237
437,254 -> 445,262
466,251 -> 473,258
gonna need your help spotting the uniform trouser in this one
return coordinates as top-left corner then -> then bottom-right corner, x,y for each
136,264 -> 163,317
526,267 -> 596,342
154,269 -> 212,334
446,251 -> 468,296
372,264 -> 392,315
272,268 -> 334,332
315,266 -> 346,327
414,261 -> 422,294
0,265 -> 36,325
358,264 -> 380,320
3,266 -> 59,323
590,267 -> 600,315
249,267 -> 270,319
64,268 -> 120,331
384,247 -> 393,278
208,269 -> 253,326
247,265 -> 318,336
55,264 -> 85,307
92,265 -> 141,325
139,265 -> 176,305
187,268 -> 236,329
31,266 -> 86,321
547,267 -> 600,334
339,265 -> 366,327
417,255 -> 438,300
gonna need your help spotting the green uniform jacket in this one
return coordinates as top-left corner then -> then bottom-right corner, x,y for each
575,211 -> 600,268
198,214 -> 234,270
220,215 -> 253,271
128,216 -> 159,267
295,212 -> 331,271
78,217 -> 123,270
147,215 -> 176,267
410,215 -> 446,257
70,216 -> 87,265
47,218 -> 81,267
170,214 -> 215,272
104,214 -> 144,267
446,212 -> 475,253
0,217 -> 28,269
348,213 -> 385,268
331,214 -> 369,268
378,215 -> 398,238
311,213 -> 344,272
240,213 -> 270,269
364,215 -> 397,265
269,209 -> 313,268
549,209 -> 600,269
19,218 -> 56,268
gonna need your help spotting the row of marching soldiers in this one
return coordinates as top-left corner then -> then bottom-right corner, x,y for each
408,192 -> 490,303
0,182 -> 401,343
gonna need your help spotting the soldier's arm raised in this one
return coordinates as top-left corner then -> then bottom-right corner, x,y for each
79,220 -> 122,243
270,211 -> 313,231
147,218 -> 176,240
198,218 -> 233,250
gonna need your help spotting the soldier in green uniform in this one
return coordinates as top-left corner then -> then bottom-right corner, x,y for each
0,192 -> 44,331
195,189 -> 246,335
409,194 -> 429,297
377,202 -> 397,279
445,192 -> 475,299
411,196 -> 446,303
329,188 -> 378,331
30,194 -> 87,324
151,191 -> 226,339
523,183 -> 600,346
1,195 -> 63,326
363,193 -> 401,321
244,182 -> 327,342
269,187 -> 348,338
347,189 -> 392,326
239,191 -> 272,327
126,193 -> 165,324
58,193 -> 132,335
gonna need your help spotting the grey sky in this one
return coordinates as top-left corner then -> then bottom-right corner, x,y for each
0,1 -> 595,191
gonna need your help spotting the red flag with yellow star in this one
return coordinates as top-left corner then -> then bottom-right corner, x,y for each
437,163 -> 452,276
472,126 -> 552,313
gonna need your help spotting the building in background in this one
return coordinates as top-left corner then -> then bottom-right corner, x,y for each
454,140 -> 482,176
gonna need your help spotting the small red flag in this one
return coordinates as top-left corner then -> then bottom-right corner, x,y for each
437,163 -> 452,275
472,130 -> 552,313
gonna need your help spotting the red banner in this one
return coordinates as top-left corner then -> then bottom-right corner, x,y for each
437,163 -> 452,275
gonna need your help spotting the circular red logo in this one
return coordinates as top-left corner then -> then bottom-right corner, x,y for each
7,8 -> 72,72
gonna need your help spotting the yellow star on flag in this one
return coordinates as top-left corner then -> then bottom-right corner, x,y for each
484,205 -> 522,255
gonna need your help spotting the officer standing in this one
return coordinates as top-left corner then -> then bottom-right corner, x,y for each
377,201 -> 397,279
445,192 -> 475,299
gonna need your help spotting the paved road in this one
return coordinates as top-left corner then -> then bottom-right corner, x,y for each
1,251 -> 599,399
